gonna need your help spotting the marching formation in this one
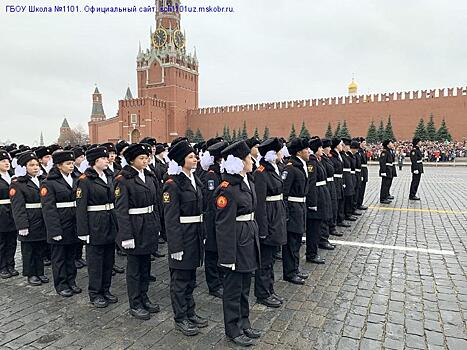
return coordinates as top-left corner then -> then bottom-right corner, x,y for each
0,135 -> 423,347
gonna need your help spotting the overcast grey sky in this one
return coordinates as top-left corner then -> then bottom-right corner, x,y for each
1,0 -> 466,145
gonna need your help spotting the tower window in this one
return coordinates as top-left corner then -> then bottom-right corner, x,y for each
130,114 -> 138,124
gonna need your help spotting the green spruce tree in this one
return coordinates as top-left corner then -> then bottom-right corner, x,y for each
241,121 -> 248,140
299,121 -> 310,138
413,118 -> 427,141
366,120 -> 377,144
263,126 -> 270,141
237,128 -> 241,141
325,122 -> 333,139
289,124 -> 297,140
193,128 -> 204,143
185,128 -> 195,142
436,118 -> 452,142
377,120 -> 385,142
334,121 -> 341,138
253,127 -> 260,139
384,116 -> 396,141
426,113 -> 437,141
339,120 -> 351,139
222,125 -> 231,142
232,129 -> 237,141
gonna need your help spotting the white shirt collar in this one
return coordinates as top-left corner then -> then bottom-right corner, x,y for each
98,171 -> 108,184
132,166 -> 145,183
270,162 -> 280,176
243,174 -> 251,190
62,172 -> 73,187
0,172 -> 11,185
297,156 -> 308,177
108,163 -> 114,172
30,175 -> 40,188
183,171 -> 197,190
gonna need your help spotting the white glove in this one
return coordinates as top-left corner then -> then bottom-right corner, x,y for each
203,239 -> 206,245
361,177 -> 364,181
52,235 -> 63,241
121,239 -> 135,249
220,263 -> 235,270
18,229 -> 29,236
343,184 -> 346,189
308,206 -> 318,211
79,235 -> 90,244
414,170 -> 419,174
381,173 -> 387,177
171,251 -> 184,261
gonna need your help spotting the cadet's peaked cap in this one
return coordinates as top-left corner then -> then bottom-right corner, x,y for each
124,143 -> 151,163
246,137 -> 261,149
168,140 -> 195,166
382,139 -> 391,148
115,140 -> 129,155
53,150 -> 75,165
221,140 -> 251,160
0,150 -> 10,162
350,140 -> 360,149
412,137 -> 421,146
154,143 -> 165,155
72,147 -> 85,159
208,141 -> 229,158
258,137 -> 283,156
100,142 -> 117,153
86,146 -> 109,163
331,138 -> 341,149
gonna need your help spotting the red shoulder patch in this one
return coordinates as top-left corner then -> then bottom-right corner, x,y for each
287,162 -> 292,166
166,178 -> 174,184
208,170 -> 214,173
257,165 -> 265,172
79,174 -> 86,180
216,195 -> 228,209
115,174 -> 123,181
220,181 -> 229,189
9,188 -> 16,197
40,187 -> 48,197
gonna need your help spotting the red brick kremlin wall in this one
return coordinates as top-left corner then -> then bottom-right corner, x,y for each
188,87 -> 467,140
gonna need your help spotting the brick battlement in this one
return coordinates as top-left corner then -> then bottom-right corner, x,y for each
191,86 -> 467,116
118,97 -> 167,109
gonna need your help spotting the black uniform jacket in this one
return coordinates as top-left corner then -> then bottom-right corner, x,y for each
410,147 -> 424,174
40,167 -> 79,245
76,168 -> 118,245
359,148 -> 369,182
329,150 -> 344,200
282,156 -> 308,234
307,155 -> 332,221
215,173 -> 260,273
0,175 -> 15,233
9,174 -> 46,242
379,148 -> 397,178
253,160 -> 287,246
341,152 -> 355,196
202,163 -> 222,252
114,166 -> 161,255
163,172 -> 204,270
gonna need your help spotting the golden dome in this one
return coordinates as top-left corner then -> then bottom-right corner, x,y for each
348,78 -> 358,93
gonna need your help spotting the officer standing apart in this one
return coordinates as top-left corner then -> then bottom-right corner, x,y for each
162,140 -> 207,336
379,140 -> 396,204
115,144 -> 161,320
409,138 -> 423,200
253,137 -> 286,308
282,138 -> 309,285
40,150 -> 81,297
215,140 -> 262,347
76,146 -> 118,308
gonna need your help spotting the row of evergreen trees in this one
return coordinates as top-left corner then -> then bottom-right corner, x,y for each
366,117 -> 395,144
413,114 -> 452,142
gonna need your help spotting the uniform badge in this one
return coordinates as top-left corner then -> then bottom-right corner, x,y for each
40,187 -> 48,197
216,195 -> 228,209
115,186 -> 121,198
9,188 -> 16,197
76,188 -> 82,199
308,165 -> 314,173
281,171 -> 288,180
208,180 -> 215,191
163,192 -> 170,203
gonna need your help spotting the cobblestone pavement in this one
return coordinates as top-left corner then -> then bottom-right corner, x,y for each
0,167 -> 466,349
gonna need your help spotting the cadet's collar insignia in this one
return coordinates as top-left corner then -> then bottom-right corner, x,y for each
79,174 -> 87,180
76,188 -> 82,199
163,191 -> 171,203
40,187 -> 48,197
208,179 -> 215,191
281,171 -> 288,180
9,188 -> 16,197
115,186 -> 121,198
220,181 -> 229,189
257,165 -> 265,172
308,165 -> 314,173
216,195 -> 228,208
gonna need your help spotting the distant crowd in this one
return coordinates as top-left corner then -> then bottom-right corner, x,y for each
366,140 -> 467,162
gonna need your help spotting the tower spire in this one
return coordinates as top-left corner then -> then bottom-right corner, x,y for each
90,86 -> 106,122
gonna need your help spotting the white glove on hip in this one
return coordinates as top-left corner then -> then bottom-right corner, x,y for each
121,239 -> 135,249
220,263 -> 235,270
52,235 -> 63,241
171,251 -> 184,261
18,229 -> 29,236
78,235 -> 90,244
381,173 -> 387,177
308,206 -> 318,211
414,170 -> 419,174
343,184 -> 346,189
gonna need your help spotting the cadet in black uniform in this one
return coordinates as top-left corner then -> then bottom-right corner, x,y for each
349,140 -> 363,216
306,137 -> 332,264
357,138 -> 369,210
379,140 -> 396,204
10,151 -> 48,286
282,138 -> 309,285
246,137 -> 261,173
253,137 -> 287,308
0,150 -> 18,279
115,144 -> 161,320
76,146 -> 118,308
341,138 -> 357,221
41,151 -> 81,297
330,139 -> 349,228
202,141 -> 228,299
163,141 -> 207,336
215,140 -> 261,347
409,138 -> 423,200
72,147 -> 87,269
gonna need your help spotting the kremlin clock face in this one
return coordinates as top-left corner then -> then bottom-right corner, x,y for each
153,28 -> 168,48
173,30 -> 185,48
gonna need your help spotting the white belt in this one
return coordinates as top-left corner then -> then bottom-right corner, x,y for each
361,164 -> 368,168
316,181 -> 327,187
25,203 -> 42,209
343,168 -> 351,172
0,199 -> 11,205
128,205 -> 154,215
266,194 -> 283,202
386,163 -> 393,166
288,196 -> 306,203
417,160 -> 423,163
334,174 -> 343,178
56,201 -> 76,209
179,214 -> 203,224
393,162 -> 397,166
236,213 -> 255,221
326,177 -> 334,182
356,169 -> 361,173
87,203 -> 114,212
351,171 -> 355,174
